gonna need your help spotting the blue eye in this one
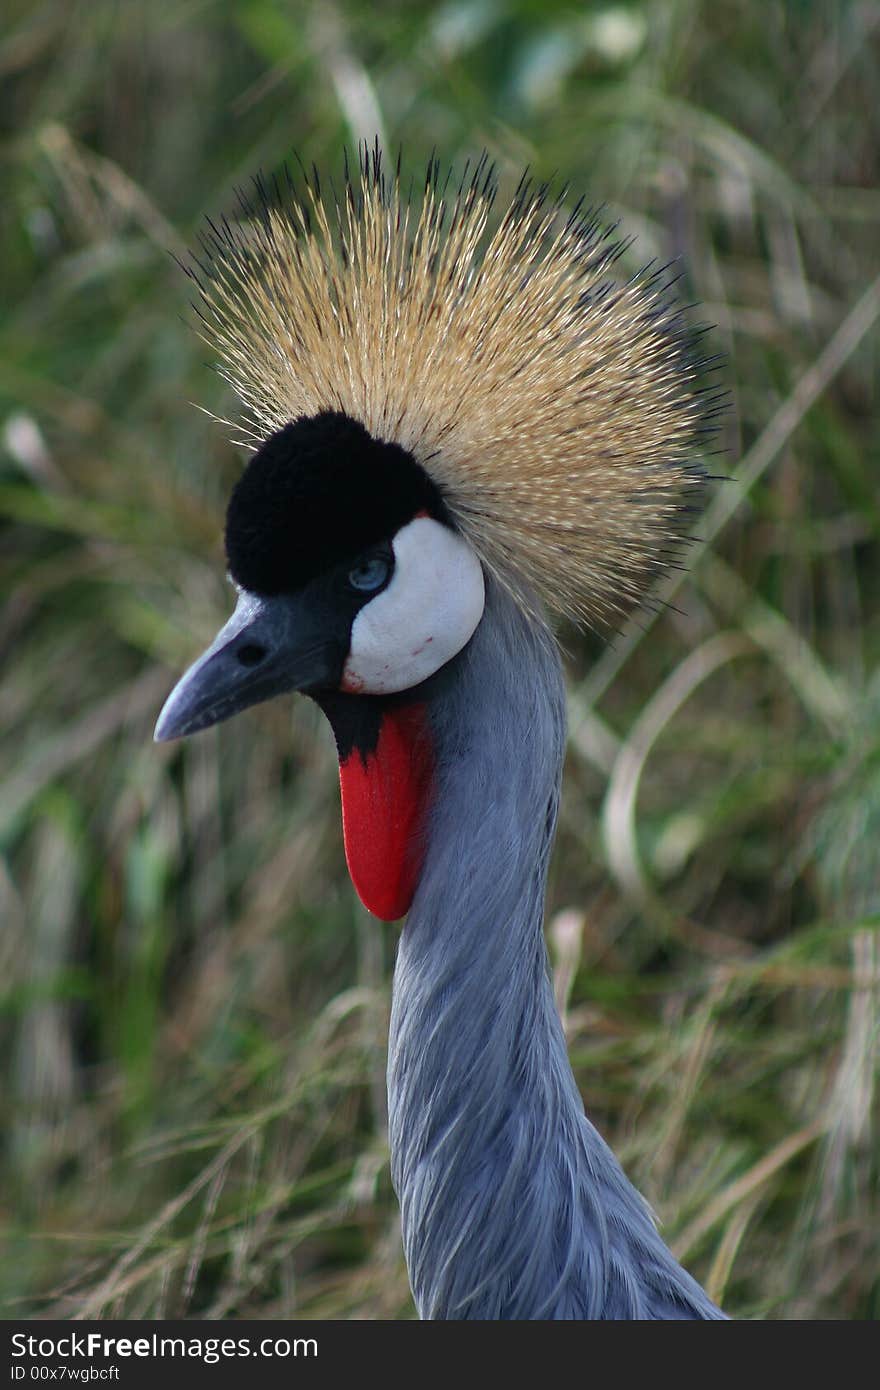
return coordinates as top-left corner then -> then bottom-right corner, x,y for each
348,553 -> 392,593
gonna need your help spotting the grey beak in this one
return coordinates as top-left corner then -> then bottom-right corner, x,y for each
154,588 -> 340,742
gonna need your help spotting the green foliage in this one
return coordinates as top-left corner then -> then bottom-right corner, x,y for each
2,0 -> 878,1319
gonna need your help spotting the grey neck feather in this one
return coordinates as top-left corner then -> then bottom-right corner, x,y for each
388,579 -> 725,1320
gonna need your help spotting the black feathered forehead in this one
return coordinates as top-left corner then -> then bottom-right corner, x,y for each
225,412 -> 449,596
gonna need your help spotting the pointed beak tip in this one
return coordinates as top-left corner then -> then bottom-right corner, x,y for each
153,703 -> 179,744
153,682 -> 192,744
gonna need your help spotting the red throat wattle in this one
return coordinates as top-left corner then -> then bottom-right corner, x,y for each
337,703 -> 435,921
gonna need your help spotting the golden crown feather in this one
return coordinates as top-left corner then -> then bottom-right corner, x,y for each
185,144 -> 717,627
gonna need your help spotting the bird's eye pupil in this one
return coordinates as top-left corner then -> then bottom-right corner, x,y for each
348,555 -> 391,592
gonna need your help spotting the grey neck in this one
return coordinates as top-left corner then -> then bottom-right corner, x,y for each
387,579 -> 724,1319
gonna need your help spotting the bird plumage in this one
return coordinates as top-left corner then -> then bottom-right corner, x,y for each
157,144 -> 725,1319
391,576 -> 723,1317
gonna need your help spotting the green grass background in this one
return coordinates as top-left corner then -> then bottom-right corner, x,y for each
2,0 -> 878,1319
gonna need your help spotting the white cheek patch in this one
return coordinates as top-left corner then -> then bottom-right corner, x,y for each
342,516 -> 485,695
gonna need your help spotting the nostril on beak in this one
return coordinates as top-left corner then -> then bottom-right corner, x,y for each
237,643 -> 266,667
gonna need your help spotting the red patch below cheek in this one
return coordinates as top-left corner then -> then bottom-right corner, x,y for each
337,703 -> 435,921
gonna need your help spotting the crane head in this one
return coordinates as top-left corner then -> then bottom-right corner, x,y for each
155,146 -> 716,920
154,407 -> 485,739
154,410 -> 486,921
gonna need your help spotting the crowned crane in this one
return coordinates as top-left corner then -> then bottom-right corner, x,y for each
155,149 -> 726,1320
